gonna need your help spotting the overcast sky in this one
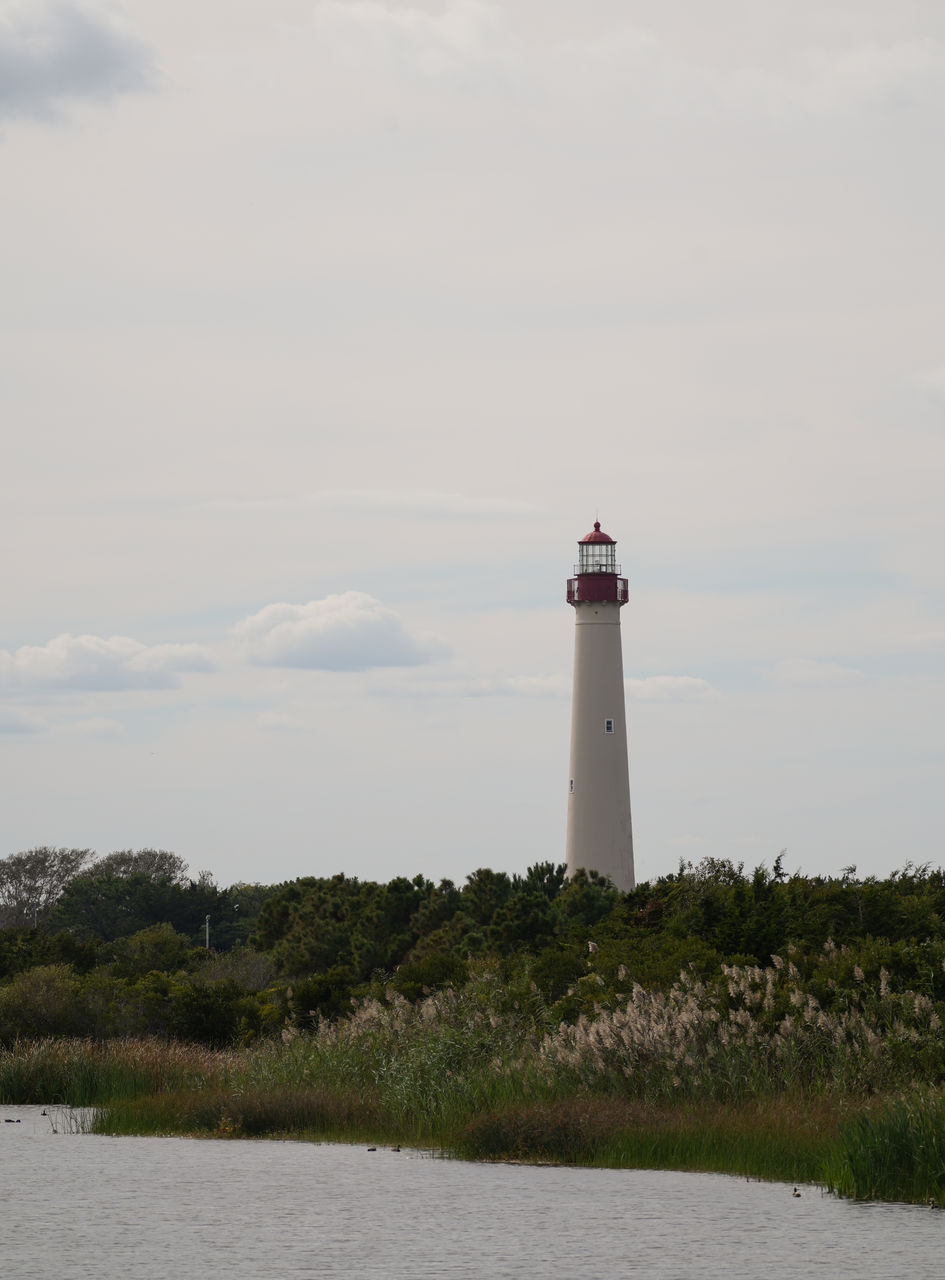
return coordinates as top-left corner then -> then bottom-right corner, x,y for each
2,0 -> 943,890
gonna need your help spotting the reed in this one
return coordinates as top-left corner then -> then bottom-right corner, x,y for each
823,1092 -> 945,1205
456,1096 -> 834,1183
94,1086 -> 382,1139
7,954 -> 945,1201
0,1037 -> 226,1105
536,956 -> 945,1103
223,980 -> 560,1142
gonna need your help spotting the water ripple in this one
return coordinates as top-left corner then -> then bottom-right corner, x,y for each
1,1107 -> 942,1279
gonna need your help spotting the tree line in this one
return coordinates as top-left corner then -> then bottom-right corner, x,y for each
2,845 -> 945,1047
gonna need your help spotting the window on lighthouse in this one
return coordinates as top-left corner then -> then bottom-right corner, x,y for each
604,719 -> 615,734
579,542 -> 616,574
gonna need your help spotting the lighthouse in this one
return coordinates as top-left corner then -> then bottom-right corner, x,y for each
565,521 -> 635,892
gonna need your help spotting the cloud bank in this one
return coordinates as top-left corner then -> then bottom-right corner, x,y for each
232,592 -> 448,671
0,634 -> 215,691
0,707 -> 44,733
0,1 -> 153,120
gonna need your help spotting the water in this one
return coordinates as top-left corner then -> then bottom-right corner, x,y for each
1,1105 -> 942,1279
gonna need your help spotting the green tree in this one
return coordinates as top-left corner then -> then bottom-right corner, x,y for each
0,926 -> 101,979
488,891 -> 555,951
49,871 -> 226,944
0,847 -> 94,929
254,873 -> 435,980
110,923 -> 199,979
0,964 -> 88,1041
93,848 -> 189,883
461,868 -> 514,925
390,951 -> 469,1002
552,868 -> 620,938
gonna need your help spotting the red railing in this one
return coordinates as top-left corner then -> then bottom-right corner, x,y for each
567,576 -> 629,604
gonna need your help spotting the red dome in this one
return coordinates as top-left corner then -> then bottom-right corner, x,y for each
579,521 -> 615,545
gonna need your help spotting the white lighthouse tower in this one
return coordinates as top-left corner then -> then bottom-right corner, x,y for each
565,520 -> 635,892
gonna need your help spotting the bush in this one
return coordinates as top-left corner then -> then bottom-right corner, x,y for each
0,965 -> 88,1041
391,952 -> 469,1002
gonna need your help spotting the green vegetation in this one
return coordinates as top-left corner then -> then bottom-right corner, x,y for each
823,1093 -> 945,1203
0,1037 -> 222,1106
3,846 -> 945,1202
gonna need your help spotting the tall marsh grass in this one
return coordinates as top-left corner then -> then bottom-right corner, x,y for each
226,979 -> 554,1141
457,1097 -> 834,1183
8,954 -> 945,1200
95,1086 -> 381,1139
537,958 -> 945,1102
0,1037 -> 226,1105
823,1093 -> 945,1204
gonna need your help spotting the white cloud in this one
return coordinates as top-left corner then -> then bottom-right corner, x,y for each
310,0 -> 501,79
627,676 -> 718,702
232,592 -> 448,671
2,0 -> 945,889
292,3 -> 945,131
0,1 -> 154,121
124,642 -> 216,675
770,659 -> 865,688
795,39 -> 945,116
0,706 -> 45,733
0,634 -> 215,691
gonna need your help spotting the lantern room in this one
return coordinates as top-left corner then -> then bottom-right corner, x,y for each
567,521 -> 629,605
578,521 -> 617,573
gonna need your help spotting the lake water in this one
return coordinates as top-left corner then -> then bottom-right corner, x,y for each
1,1105 -> 942,1279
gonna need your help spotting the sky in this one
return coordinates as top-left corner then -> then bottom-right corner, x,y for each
2,0 -> 944,891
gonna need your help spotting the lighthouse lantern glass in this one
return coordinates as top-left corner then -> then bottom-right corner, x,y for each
579,541 -> 616,574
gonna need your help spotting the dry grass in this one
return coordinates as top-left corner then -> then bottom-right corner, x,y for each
0,1037 -> 228,1105
537,957 -> 945,1100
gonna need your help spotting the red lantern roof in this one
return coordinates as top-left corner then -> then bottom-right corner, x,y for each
579,521 -> 615,545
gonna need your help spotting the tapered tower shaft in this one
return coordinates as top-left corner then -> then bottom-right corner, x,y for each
565,522 -> 635,891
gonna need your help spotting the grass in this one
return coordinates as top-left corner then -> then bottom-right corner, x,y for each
7,956 -> 945,1203
455,1096 -> 835,1184
90,1085 -> 838,1189
823,1092 -> 945,1205
94,1086 -> 382,1139
0,1037 -> 224,1106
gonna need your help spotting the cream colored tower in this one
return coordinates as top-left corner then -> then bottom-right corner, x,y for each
565,521 -> 635,891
